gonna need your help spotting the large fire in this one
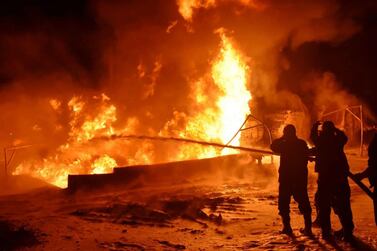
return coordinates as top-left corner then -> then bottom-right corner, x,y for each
13,94 -> 120,187
159,30 -> 251,159
212,31 -> 251,153
12,32 -> 251,188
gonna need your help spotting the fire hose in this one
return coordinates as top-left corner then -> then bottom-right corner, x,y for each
95,134 -> 376,224
98,134 -> 374,198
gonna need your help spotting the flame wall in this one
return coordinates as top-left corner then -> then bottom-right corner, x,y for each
0,0 -> 376,187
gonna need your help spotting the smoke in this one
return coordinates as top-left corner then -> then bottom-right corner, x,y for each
0,1 -> 370,126
97,0 -> 374,132
303,72 -> 356,118
169,0 -> 375,141
184,1 -> 359,100
301,72 -> 375,132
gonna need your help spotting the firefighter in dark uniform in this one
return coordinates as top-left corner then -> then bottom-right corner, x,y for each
310,121 -> 354,241
355,132 -> 377,225
271,124 -> 312,235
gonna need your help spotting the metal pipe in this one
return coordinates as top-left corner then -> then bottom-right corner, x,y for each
223,114 -> 250,147
5,144 -> 33,151
322,108 -> 348,118
346,107 -> 361,122
2,144 -> 33,177
248,114 -> 273,146
240,124 -> 262,131
7,150 -> 16,167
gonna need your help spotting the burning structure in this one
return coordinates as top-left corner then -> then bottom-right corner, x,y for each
0,0 -> 376,190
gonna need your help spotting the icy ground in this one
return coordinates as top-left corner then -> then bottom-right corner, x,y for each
0,154 -> 376,250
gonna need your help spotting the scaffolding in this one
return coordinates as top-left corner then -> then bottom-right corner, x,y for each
223,114 -> 273,163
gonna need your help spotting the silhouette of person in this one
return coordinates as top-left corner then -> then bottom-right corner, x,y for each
355,132 -> 377,225
271,124 -> 312,235
312,189 -> 321,227
310,121 -> 354,241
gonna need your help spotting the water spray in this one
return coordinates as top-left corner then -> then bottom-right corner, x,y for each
91,134 -> 276,156
91,134 -> 375,203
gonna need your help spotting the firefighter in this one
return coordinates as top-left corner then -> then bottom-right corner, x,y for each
310,121 -> 354,241
354,132 -> 377,225
271,124 -> 312,235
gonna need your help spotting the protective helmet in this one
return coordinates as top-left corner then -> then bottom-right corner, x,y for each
322,120 -> 335,133
283,124 -> 296,138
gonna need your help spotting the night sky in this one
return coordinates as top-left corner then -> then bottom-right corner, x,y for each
0,0 -> 108,87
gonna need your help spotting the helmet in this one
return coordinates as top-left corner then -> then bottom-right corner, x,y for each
283,124 -> 296,138
322,121 -> 335,134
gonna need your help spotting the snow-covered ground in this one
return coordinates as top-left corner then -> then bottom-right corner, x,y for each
0,154 -> 376,250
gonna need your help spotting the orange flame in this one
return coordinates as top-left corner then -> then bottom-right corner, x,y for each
177,0 -> 265,21
13,94 -> 119,188
92,155 -> 118,174
13,32 -> 251,188
160,31 -> 251,159
212,31 -> 251,153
